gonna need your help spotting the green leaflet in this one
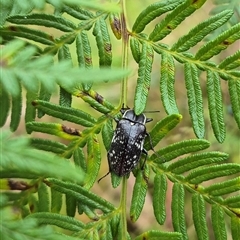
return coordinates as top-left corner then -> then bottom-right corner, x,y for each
38,86 -> 51,118
32,100 -> 97,127
168,152 -> 228,174
130,168 -> 149,222
150,139 -> 210,164
66,194 -> 77,217
25,91 -> 37,129
134,43 -> 154,114
207,71 -> 226,143
83,134 -> 101,189
38,182 -> 50,212
130,37 -> 141,63
62,5 -> 94,20
195,23 -> 240,61
153,174 -> 167,225
218,50 -> 240,70
76,31 -> 93,91
31,138 -> 70,157
47,178 -> 115,213
186,163 -> 240,184
145,114 -> 182,151
172,183 -> 188,240
160,53 -> 179,114
73,147 -> 87,173
102,119 -> 114,151
171,10 -> 233,52
28,212 -> 84,231
7,13 -> 76,32
184,63 -> 205,139
228,79 -> 240,129
51,188 -> 62,214
231,216 -> 240,240
132,0 -> 180,33
0,25 -> 55,45
135,230 -> 182,240
109,13 -> 121,40
111,173 -> 122,188
149,0 -> 207,42
0,86 -> 10,127
204,177 -> 240,196
223,195 -> 240,209
192,194 -> 209,240
58,45 -> 72,107
93,17 -> 112,67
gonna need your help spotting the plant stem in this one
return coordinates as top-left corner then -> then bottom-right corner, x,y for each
120,176 -> 128,239
120,0 -> 129,108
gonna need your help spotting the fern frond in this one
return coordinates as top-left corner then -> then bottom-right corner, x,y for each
218,50 -> 240,70
135,230 -> 182,240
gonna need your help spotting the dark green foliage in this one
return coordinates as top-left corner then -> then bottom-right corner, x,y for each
0,0 -> 239,239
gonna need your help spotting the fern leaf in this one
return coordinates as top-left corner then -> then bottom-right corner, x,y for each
172,183 -> 188,240
32,100 -> 97,127
153,174 -> 167,225
130,167 -> 149,222
47,178 -> 115,212
73,147 -> 87,172
132,0 -> 180,33
83,134 -> 101,189
195,23 -> 240,61
184,63 -> 205,138
10,84 -> 22,131
25,91 -> 37,127
134,43 -> 154,114
223,195 -> 240,209
135,230 -> 182,240
168,152 -> 228,174
211,204 -> 227,240
149,0 -> 207,42
207,70 -> 226,143
218,50 -> 240,70
28,212 -> 84,231
228,79 -> 240,128
51,188 -> 62,213
93,17 -> 112,67
38,182 -> 50,212
231,216 -> 240,240
192,194 -> 209,240
66,194 -> 77,217
109,13 -> 121,40
1,131 -> 84,182
31,138 -> 70,156
151,139 -> 210,164
58,44 -> 72,107
145,114 -> 182,151
0,25 -> 55,45
111,173 -> 122,188
62,5 -> 94,20
102,119 -> 114,151
130,37 -> 141,63
171,10 -> 233,52
204,176 -> 240,196
76,31 -> 93,91
0,87 -> 10,127
7,13 -> 76,32
186,163 -> 240,184
160,52 -> 179,114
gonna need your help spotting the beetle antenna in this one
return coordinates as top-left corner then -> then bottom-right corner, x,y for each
98,172 -> 110,183
143,110 -> 160,113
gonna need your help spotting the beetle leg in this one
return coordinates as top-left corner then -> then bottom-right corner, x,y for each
145,132 -> 160,158
146,118 -> 153,123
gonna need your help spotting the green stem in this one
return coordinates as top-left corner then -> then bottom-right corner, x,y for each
120,0 -> 129,108
120,176 -> 128,239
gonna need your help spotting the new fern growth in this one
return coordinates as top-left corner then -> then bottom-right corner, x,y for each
0,0 -> 240,240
